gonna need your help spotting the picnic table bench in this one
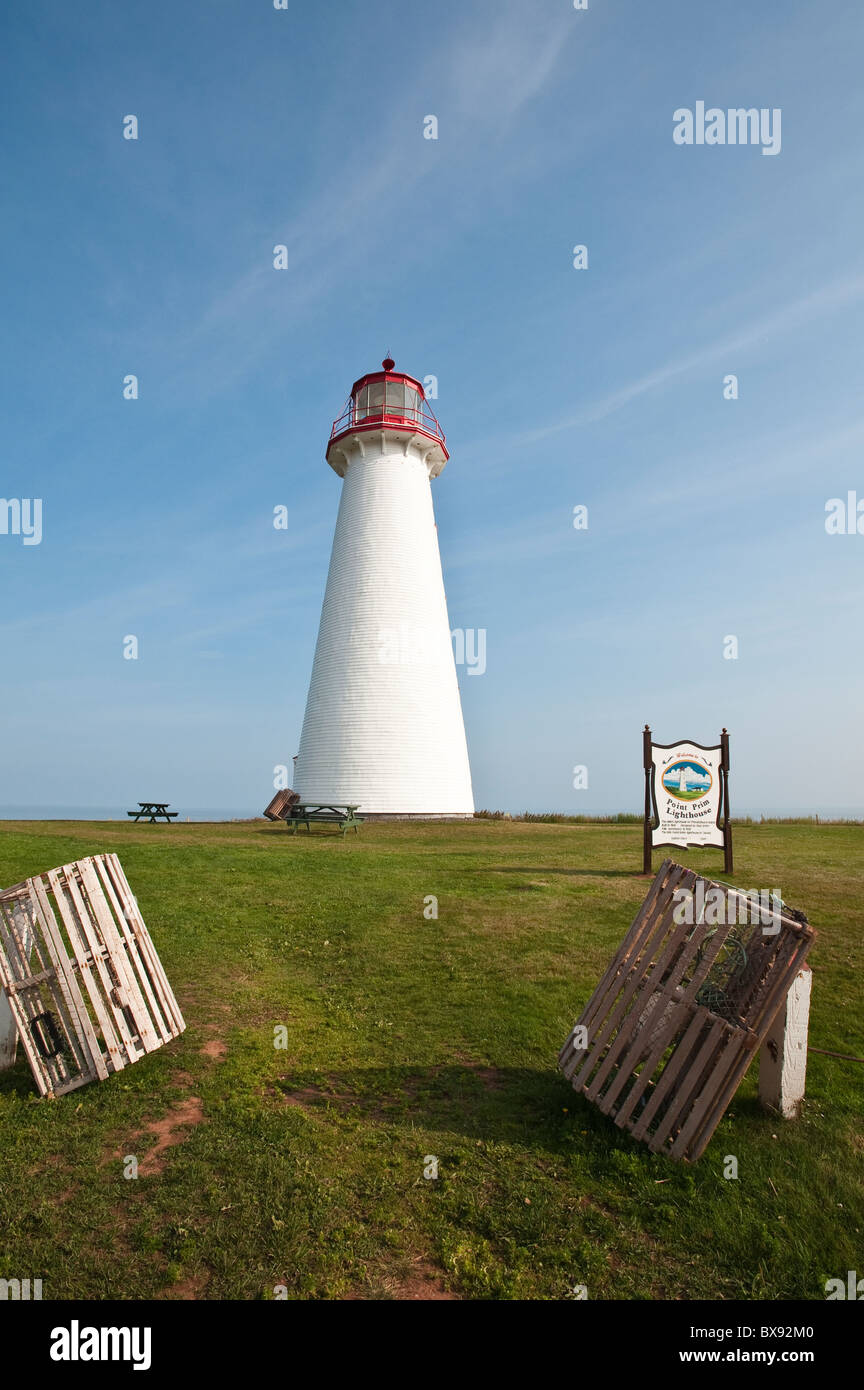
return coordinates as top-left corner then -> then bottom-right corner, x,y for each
285,803 -> 363,836
127,802 -> 178,824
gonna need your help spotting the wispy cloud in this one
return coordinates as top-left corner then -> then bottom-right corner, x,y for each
494,270 -> 864,448
148,5 -> 576,403
447,5 -> 570,128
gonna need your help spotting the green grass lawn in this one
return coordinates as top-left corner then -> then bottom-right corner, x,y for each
0,818 -> 861,1301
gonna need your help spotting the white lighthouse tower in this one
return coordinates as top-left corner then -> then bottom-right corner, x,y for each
294,358 -> 475,818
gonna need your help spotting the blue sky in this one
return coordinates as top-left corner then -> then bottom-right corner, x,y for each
1,0 -> 863,815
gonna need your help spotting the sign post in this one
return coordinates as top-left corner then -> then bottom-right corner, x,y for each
642,724 -> 653,875
642,726 -> 733,874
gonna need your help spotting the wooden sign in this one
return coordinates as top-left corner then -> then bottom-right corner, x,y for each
0,854 -> 185,1098
643,726 -> 732,874
559,860 -> 814,1162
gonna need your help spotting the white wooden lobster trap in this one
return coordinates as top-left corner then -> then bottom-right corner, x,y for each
0,853 -> 185,1097
558,860 -> 815,1162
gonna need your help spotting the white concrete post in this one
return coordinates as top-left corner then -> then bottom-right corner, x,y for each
758,964 -> 812,1119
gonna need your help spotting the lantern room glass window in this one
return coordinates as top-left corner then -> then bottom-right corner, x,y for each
354,382 -> 386,420
353,379 -> 423,425
402,385 -> 422,422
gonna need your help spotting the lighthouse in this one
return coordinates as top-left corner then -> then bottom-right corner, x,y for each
294,359 -> 475,818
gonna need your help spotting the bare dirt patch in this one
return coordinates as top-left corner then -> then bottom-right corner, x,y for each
200,1039 -> 227,1060
345,1259 -> 458,1301
134,1096 -> 206,1175
158,1270 -> 210,1300
394,1263 -> 459,1300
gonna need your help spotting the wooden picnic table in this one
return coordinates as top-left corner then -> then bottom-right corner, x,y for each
127,802 -> 178,824
285,803 -> 363,836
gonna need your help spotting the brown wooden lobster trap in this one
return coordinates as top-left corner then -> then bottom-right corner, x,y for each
558,860 -> 815,1162
263,788 -> 300,821
0,853 -> 185,1097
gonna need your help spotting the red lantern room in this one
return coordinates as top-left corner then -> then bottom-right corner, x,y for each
326,357 -> 448,475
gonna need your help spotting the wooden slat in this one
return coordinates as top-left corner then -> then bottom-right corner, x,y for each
103,855 -> 185,1035
749,944 -> 815,1053
559,862 -> 816,1163
0,903 -> 53,1095
672,925 -> 813,1161
579,863 -> 689,1040
0,897 -> 74,1092
618,909 -> 742,1114
604,997 -> 694,1123
591,860 -> 681,997
10,933 -> 88,1085
629,1009 -> 720,1141
0,880 -> 32,901
682,947 -> 813,1162
77,859 -> 159,1053
58,865 -> 142,1064
580,896 -> 707,1100
53,1073 -> 96,1097
44,869 -> 128,1073
571,864 -> 693,1083
668,1030 -> 754,1160
597,917 -> 732,1120
560,863 -> 681,1072
29,875 -> 107,1082
92,856 -> 173,1046
101,854 -> 183,1034
0,895 -> 84,1093
648,1015 -> 733,1153
0,854 -> 185,1099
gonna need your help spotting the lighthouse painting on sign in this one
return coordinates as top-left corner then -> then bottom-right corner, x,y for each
294,359 -> 475,818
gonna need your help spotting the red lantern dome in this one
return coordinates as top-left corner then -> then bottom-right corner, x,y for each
326,358 -> 448,470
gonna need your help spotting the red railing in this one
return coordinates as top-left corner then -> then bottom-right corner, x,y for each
329,397 -> 446,447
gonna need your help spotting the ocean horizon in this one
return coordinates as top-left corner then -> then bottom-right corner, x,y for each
0,805 -> 861,823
